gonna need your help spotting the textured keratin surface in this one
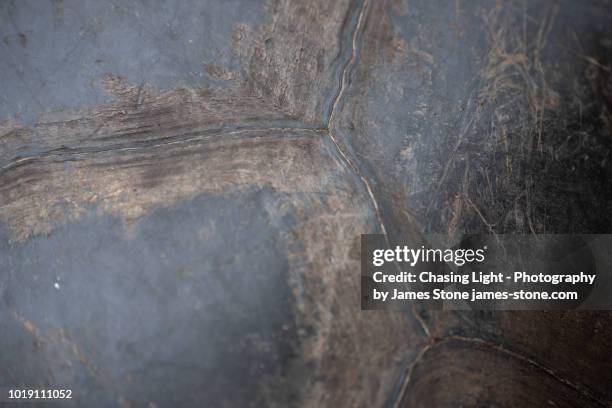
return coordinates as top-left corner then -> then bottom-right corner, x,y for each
1,0 -> 611,407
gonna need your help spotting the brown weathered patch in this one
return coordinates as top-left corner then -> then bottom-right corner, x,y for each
0,129 -> 334,241
242,0 -> 359,122
204,64 -> 236,81
284,207 -> 425,407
